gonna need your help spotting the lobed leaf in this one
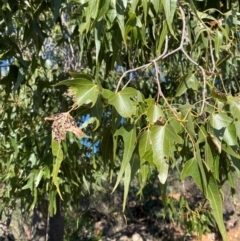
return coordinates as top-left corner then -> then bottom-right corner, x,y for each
55,76 -> 99,107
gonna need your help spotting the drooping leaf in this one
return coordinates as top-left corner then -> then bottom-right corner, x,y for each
122,151 -> 140,211
162,0 -> 177,37
223,124 -> 237,146
179,104 -> 196,138
205,136 -> 216,170
97,0 -> 111,20
113,124 -> 136,191
123,163 -> 131,211
124,13 -> 137,43
137,163 -> 150,196
51,137 -> 64,200
150,124 -> 182,183
139,129 -> 152,161
206,176 -> 227,241
214,31 -> 223,59
157,20 -> 168,54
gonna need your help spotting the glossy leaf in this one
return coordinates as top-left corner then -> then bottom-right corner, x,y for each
150,125 -> 182,183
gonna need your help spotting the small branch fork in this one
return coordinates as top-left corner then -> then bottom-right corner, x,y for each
115,1 -> 207,117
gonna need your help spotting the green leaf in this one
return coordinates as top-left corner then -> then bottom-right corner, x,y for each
138,163 -> 149,195
235,120 -> 240,140
55,76 -> 99,107
68,72 -> 93,80
51,137 -> 64,199
221,143 -> 240,159
157,20 -> 168,54
139,129 -> 152,159
150,125 -> 182,183
206,176 -> 227,241
179,104 -> 196,138
223,124 -> 237,146
124,13 -> 137,43
175,74 -> 199,97
91,97 -> 103,129
113,125 -> 136,191
97,0 -> 111,20
108,87 -> 138,118
151,0 -> 162,13
35,169 -> 44,187
123,163 -> 131,211
101,88 -> 114,99
162,0 -> 177,37
131,0 -> 139,12
116,0 -> 125,44
142,0 -> 148,24
228,96 -> 240,120
214,31 -> 223,59
181,158 -> 203,188
210,113 -> 233,130
147,103 -> 164,125
205,136 -> 215,170
95,20 -> 103,62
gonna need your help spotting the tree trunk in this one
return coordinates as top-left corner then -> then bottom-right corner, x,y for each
31,200 -> 48,241
48,195 -> 64,241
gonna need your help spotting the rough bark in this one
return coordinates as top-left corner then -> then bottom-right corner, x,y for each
31,200 -> 48,241
0,208 -> 15,241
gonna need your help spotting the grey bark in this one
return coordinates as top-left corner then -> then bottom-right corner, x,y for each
31,200 -> 48,241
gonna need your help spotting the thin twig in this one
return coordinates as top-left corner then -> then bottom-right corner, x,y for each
115,0 -> 207,117
209,33 -> 216,73
115,36 -> 169,92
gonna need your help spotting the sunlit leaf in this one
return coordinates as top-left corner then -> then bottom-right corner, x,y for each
147,103 -> 164,125
55,76 -> 99,107
108,87 -> 138,118
210,113 -> 233,130
150,125 -> 182,183
228,96 -> 240,120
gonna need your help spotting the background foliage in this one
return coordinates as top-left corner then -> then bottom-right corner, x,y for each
1,0 -> 240,240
